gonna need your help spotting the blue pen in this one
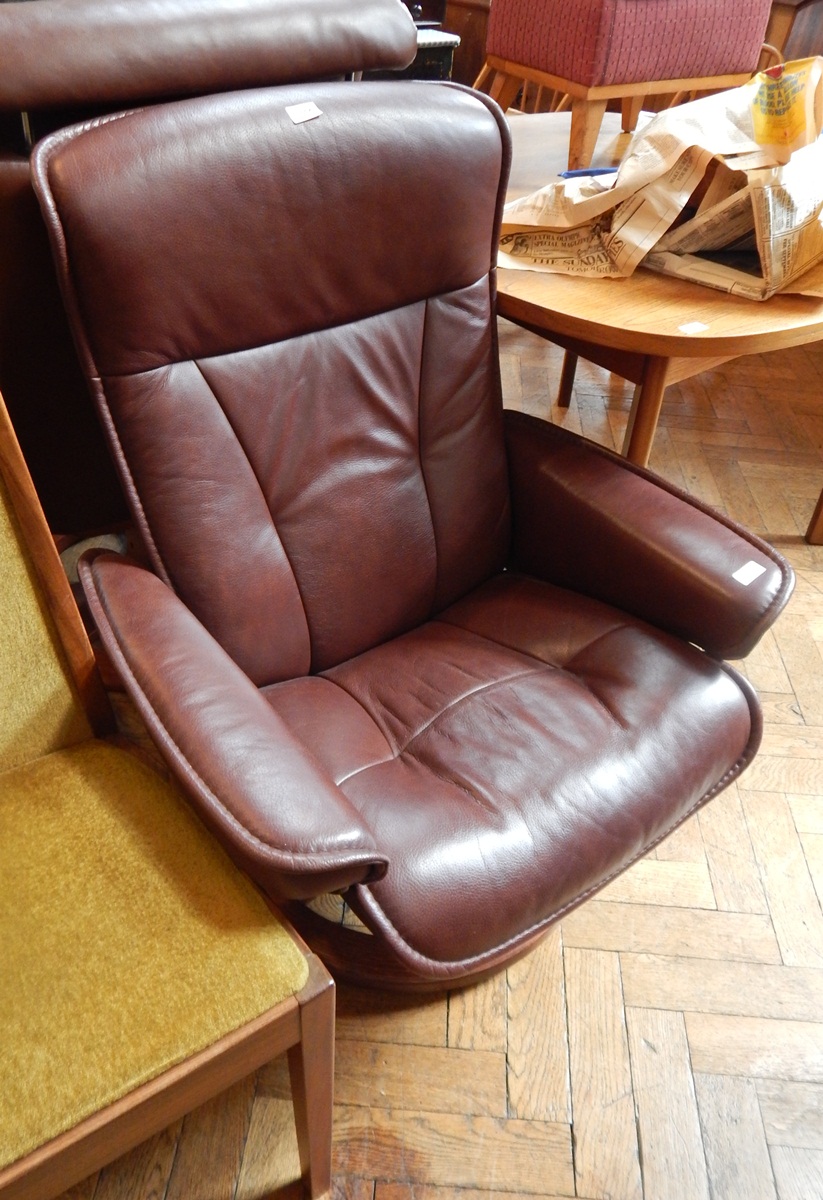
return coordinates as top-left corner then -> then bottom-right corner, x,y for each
558,166 -> 619,178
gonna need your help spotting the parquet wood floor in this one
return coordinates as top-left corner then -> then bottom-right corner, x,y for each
55,320 -> 823,1200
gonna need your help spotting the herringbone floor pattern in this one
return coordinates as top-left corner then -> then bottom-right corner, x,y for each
57,320 -> 823,1200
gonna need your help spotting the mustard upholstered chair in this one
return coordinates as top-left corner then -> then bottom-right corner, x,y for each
0,395 -> 333,1199
474,0 -> 774,169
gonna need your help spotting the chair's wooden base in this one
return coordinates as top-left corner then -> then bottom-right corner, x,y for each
0,954 -> 334,1200
474,55 -> 753,169
284,899 -> 551,992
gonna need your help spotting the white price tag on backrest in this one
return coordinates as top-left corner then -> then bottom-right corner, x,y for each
286,102 -> 323,125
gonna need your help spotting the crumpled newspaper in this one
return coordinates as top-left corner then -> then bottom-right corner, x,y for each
500,58 -> 823,299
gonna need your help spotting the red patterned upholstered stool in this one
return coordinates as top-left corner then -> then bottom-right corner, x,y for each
475,0 -> 772,168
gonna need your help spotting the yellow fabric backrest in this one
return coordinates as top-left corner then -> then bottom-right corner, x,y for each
0,471 -> 91,772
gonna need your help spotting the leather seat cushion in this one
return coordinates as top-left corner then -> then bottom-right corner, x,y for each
264,572 -> 754,969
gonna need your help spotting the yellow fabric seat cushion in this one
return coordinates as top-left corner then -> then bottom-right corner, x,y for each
0,740 -> 309,1169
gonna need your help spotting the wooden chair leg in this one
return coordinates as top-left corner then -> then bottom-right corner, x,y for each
472,61 -> 492,91
519,81 -> 536,113
490,70 -> 524,112
806,487 -> 823,545
557,351 -> 578,408
568,97 -> 608,170
287,955 -> 335,1200
621,95 -> 644,133
473,62 -> 523,112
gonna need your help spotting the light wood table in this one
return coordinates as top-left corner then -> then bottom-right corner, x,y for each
497,111 -> 823,544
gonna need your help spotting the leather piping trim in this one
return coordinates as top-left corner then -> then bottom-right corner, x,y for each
31,108 -> 172,586
81,559 -> 384,880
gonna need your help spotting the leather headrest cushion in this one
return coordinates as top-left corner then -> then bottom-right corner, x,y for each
0,0 -> 417,111
32,81 -> 510,376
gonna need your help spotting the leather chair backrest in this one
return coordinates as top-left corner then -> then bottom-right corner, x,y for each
35,83 -> 512,684
0,0 -> 417,535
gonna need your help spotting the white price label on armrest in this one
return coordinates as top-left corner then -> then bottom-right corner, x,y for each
732,560 -> 767,586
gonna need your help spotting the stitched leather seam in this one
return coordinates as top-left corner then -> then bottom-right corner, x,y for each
399,747 -> 497,812
296,676 -> 396,787
329,615 -> 640,786
416,295 -> 440,617
330,657 -> 558,786
191,356 -> 306,595
432,614 -> 633,729
89,287 -> 488,380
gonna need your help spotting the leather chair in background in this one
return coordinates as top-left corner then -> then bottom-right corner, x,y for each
0,0 -> 416,536
33,79 -> 793,989
0,389 -> 334,1200
474,0 -> 773,168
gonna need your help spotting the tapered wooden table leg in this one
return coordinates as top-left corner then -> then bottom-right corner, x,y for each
621,355 -> 671,467
806,488 -> 823,545
557,350 -> 578,407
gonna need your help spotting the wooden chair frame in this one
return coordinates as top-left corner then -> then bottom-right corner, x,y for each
0,956 -> 334,1200
474,54 -> 755,169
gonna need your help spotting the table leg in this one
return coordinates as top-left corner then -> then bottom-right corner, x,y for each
557,351 -> 578,408
621,355 -> 670,467
807,488 -> 823,545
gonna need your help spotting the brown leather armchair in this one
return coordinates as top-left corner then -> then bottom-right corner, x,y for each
32,79 -> 794,989
0,0 -> 416,535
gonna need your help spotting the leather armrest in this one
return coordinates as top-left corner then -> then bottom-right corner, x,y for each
0,0 -> 417,111
504,411 -> 794,659
79,551 -> 388,900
